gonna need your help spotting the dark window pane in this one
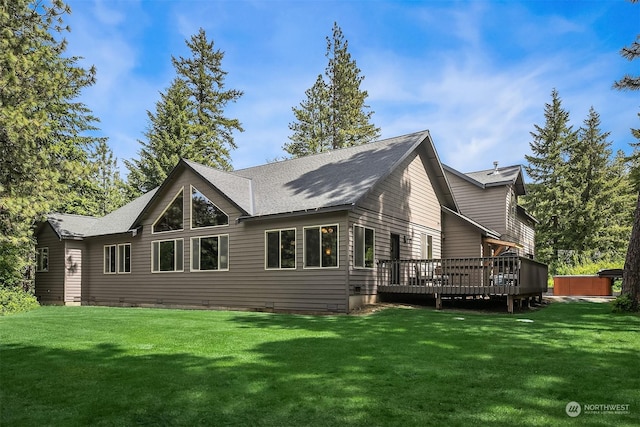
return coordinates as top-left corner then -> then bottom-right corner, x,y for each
321,225 -> 338,267
266,231 -> 280,269
365,228 -> 374,268
154,190 -> 184,233
159,240 -> 175,271
192,187 -> 229,228
305,228 -> 320,267
281,230 -> 296,269
354,226 -> 364,268
199,237 -> 218,270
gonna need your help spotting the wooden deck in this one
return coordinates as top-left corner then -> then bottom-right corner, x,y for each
376,256 -> 548,313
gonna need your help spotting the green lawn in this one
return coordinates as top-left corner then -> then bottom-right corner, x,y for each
1,302 -> 638,426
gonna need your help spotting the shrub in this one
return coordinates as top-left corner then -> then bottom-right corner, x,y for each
0,287 -> 39,316
611,294 -> 638,313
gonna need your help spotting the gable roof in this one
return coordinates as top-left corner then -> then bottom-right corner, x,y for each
443,164 -> 526,195
45,189 -> 158,240
44,129 -> 460,238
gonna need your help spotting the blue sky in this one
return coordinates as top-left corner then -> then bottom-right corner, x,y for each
62,0 -> 639,174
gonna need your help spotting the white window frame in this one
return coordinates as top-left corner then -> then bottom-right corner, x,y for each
118,243 -> 131,274
265,228 -> 297,270
303,224 -> 339,269
151,239 -> 184,273
190,235 -> 229,272
190,185 -> 229,230
104,245 -> 117,274
353,225 -> 375,269
421,234 -> 433,259
152,187 -> 185,234
36,247 -> 49,272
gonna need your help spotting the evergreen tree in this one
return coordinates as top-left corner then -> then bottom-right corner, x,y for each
0,0 -> 98,289
284,22 -> 380,157
628,113 -> 640,192
125,79 -> 194,194
523,89 -> 576,265
564,107 -> 614,254
614,0 -> 640,308
90,139 -> 127,216
172,28 -> 243,171
126,28 -> 243,194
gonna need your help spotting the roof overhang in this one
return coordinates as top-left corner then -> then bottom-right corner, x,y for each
237,204 -> 353,223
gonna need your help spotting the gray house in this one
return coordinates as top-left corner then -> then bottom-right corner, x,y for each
35,130 -> 546,313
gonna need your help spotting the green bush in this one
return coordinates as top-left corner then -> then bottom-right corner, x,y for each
611,294 -> 638,313
0,287 -> 39,316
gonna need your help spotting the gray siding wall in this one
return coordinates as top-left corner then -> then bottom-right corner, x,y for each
35,225 -> 65,304
445,172 -> 507,235
442,212 -> 483,258
517,213 -> 536,258
349,149 -> 443,295
85,168 -> 350,312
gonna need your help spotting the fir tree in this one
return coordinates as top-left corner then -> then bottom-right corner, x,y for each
90,139 -> 127,216
0,0 -> 98,289
285,23 -> 379,157
523,89 -> 576,264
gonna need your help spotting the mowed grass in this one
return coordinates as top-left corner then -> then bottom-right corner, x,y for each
1,302 -> 639,426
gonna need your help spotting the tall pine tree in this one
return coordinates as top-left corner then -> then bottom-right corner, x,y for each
126,28 -> 243,194
614,0 -> 640,309
0,0 -> 99,289
523,89 -> 576,265
285,23 -> 379,157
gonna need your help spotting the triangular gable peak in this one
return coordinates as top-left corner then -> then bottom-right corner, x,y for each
443,163 -> 526,196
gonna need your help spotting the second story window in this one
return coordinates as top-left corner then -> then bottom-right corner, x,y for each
153,188 -> 184,233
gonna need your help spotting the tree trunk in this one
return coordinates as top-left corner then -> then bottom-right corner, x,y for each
623,190 -> 640,307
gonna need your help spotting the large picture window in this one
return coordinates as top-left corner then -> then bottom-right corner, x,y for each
304,225 -> 338,268
354,225 -> 374,268
191,235 -> 229,271
152,239 -> 184,272
191,186 -> 229,229
266,229 -> 296,269
153,188 -> 184,233
36,247 -> 49,272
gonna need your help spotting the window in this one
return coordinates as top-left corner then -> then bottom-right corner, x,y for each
191,186 -> 229,229
105,244 -> 131,274
152,239 -> 184,272
354,225 -> 374,268
191,235 -> 229,271
266,229 -> 296,269
118,244 -> 131,273
421,234 -> 433,259
104,245 -> 117,274
36,247 -> 49,272
304,225 -> 338,268
153,188 -> 184,233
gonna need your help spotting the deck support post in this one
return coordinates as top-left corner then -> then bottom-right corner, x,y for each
436,294 -> 442,310
507,295 -> 514,314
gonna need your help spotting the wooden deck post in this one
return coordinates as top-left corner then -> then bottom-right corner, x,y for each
507,295 -> 514,314
436,293 -> 442,310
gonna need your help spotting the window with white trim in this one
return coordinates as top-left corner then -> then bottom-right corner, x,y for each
118,244 -> 131,273
153,188 -> 184,233
36,247 -> 49,272
354,225 -> 374,268
104,245 -> 117,274
104,244 -> 131,274
304,225 -> 338,268
152,239 -> 184,272
421,234 -> 433,259
266,229 -> 296,269
191,186 -> 229,229
191,235 -> 229,271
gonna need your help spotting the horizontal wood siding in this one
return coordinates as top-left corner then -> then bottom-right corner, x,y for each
442,212 -> 483,258
517,214 -> 536,258
445,172 -> 507,235
64,242 -> 84,303
34,225 -> 65,304
85,169 -> 349,312
349,148 -> 443,296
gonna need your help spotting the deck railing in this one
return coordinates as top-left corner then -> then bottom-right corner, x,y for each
376,256 -> 548,296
